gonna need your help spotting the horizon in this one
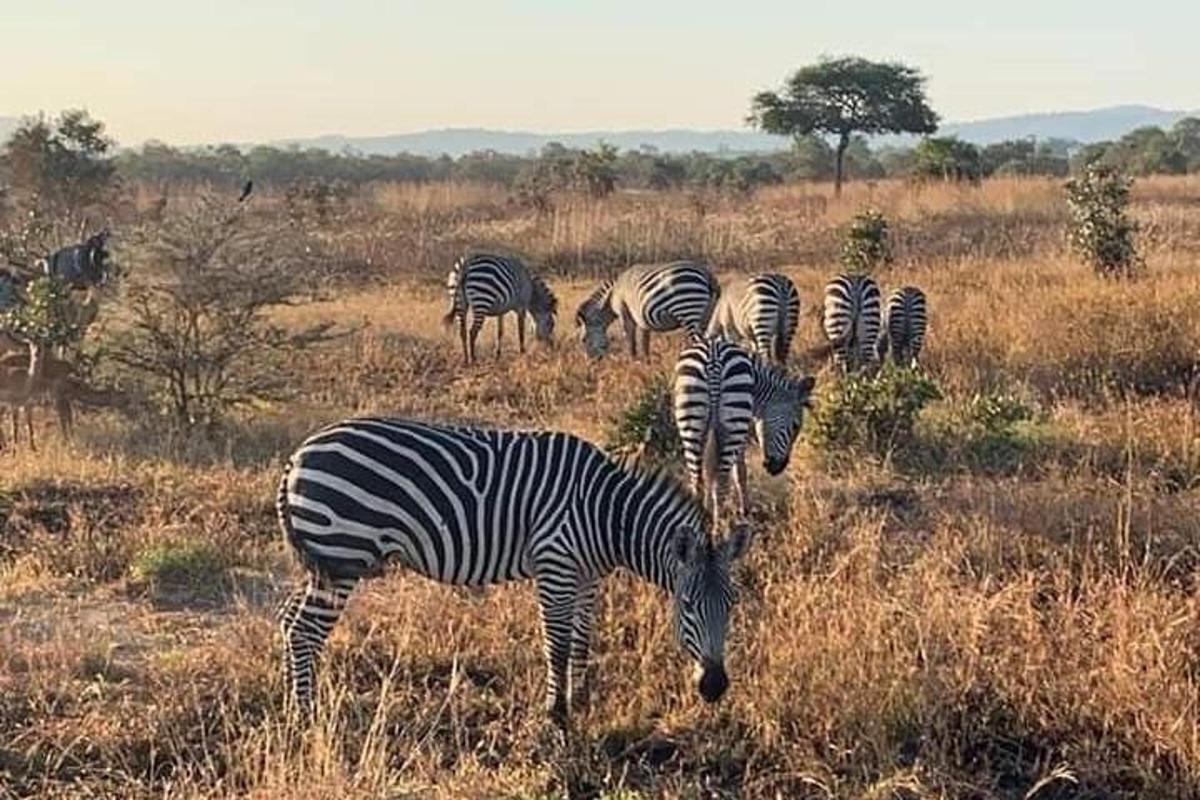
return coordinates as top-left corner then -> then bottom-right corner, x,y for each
4,1 -> 1198,147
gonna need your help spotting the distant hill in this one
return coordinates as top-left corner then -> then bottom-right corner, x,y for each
276,105 -> 1198,157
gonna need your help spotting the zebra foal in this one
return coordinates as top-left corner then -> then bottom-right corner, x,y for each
821,274 -> 882,373
877,286 -> 928,368
707,273 -> 801,365
443,253 -> 558,365
673,337 -> 814,530
575,261 -> 719,359
278,417 -> 751,725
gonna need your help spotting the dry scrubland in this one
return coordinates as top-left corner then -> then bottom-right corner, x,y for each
5,177 -> 1200,798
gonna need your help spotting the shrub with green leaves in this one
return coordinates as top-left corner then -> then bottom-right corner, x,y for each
808,366 -> 941,457
130,540 -> 227,590
1065,165 -> 1142,277
0,276 -> 84,347
603,374 -> 681,470
840,209 -> 892,273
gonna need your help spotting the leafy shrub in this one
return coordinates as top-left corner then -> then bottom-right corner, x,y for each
603,374 -> 681,470
1065,165 -> 1142,277
130,540 -> 227,590
809,366 -> 941,458
965,391 -> 1034,434
840,209 -> 892,273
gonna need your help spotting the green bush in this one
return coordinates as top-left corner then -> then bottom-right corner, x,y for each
840,209 -> 892,273
603,374 -> 681,470
1065,165 -> 1142,277
808,367 -> 941,458
130,540 -> 227,590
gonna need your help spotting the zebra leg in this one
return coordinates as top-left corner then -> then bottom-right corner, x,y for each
280,573 -> 358,719
517,309 -> 527,354
535,576 -> 576,726
457,311 -> 470,365
640,329 -> 651,358
733,452 -> 749,519
24,407 -> 35,452
495,313 -> 504,359
468,312 -> 484,365
568,579 -> 599,713
621,311 -> 638,358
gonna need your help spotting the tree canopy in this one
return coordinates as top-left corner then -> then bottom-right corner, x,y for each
749,56 -> 938,194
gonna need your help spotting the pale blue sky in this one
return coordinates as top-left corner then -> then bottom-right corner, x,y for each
1,0 -> 1195,145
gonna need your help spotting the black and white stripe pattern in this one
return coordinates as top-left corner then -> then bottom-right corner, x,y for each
673,338 -> 814,529
707,273 -> 801,365
878,286 -> 928,368
277,417 -> 752,723
443,253 -> 558,364
575,261 -> 719,359
822,274 -> 882,373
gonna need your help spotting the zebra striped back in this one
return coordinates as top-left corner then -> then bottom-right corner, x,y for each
822,274 -> 882,373
709,273 -> 800,365
881,286 -> 928,367
577,261 -> 719,358
278,417 -> 751,719
444,253 -> 558,363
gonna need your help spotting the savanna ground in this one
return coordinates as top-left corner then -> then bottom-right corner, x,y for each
4,176 -> 1200,798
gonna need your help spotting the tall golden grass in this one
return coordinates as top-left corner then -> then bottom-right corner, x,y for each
3,175 -> 1200,798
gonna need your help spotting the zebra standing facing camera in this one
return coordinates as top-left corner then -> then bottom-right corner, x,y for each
443,253 -> 558,365
575,261 -> 719,359
707,273 -> 801,366
877,286 -> 928,368
277,417 -> 753,726
821,274 -> 882,373
673,336 -> 815,530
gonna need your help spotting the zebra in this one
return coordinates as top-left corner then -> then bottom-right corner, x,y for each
575,261 -> 719,359
673,337 -> 815,530
876,286 -> 928,368
40,229 -> 112,289
707,273 -> 801,365
277,417 -> 753,725
821,274 -> 882,373
442,253 -> 558,365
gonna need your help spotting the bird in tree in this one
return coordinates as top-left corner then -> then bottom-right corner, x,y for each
749,56 -> 939,196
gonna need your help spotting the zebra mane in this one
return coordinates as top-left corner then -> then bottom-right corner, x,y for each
529,273 -> 558,316
748,350 -> 815,402
575,279 -> 615,325
602,449 -> 709,535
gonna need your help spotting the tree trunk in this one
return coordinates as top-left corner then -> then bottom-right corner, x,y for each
834,133 -> 850,197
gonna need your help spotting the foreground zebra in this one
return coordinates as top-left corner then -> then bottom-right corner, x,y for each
821,274 -> 882,373
443,253 -> 558,364
673,337 -> 815,529
707,273 -> 801,365
575,261 -> 719,359
277,417 -> 751,725
877,286 -> 928,368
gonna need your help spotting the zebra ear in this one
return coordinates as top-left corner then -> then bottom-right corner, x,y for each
672,526 -> 702,565
796,375 -> 816,399
724,522 -> 754,562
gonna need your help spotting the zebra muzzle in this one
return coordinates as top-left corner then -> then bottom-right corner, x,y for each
697,661 -> 729,703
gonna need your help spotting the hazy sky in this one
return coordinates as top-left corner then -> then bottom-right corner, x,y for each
2,0 -> 1196,145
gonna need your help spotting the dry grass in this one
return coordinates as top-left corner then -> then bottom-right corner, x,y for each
4,175 -> 1200,798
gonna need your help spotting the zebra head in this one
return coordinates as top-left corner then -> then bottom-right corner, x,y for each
575,281 -> 615,359
755,373 -> 816,475
530,276 -> 558,346
671,524 -> 752,704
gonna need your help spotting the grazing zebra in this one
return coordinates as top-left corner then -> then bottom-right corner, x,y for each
707,273 -> 801,365
442,253 -> 558,365
673,337 -> 815,529
877,286 -> 928,368
575,261 -> 719,359
821,274 -> 882,373
277,417 -> 752,725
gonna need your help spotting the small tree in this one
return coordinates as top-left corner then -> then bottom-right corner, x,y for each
0,276 -> 83,351
109,192 -> 341,429
840,209 -> 892,272
1,110 -> 116,217
749,56 -> 938,196
1065,165 -> 1142,278
913,136 -> 982,182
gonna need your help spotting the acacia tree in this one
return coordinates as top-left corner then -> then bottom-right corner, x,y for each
749,57 -> 938,195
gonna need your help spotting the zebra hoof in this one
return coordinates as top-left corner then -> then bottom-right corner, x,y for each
545,696 -> 569,729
